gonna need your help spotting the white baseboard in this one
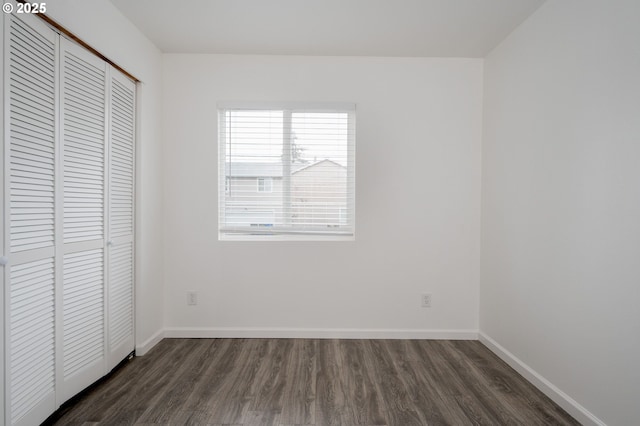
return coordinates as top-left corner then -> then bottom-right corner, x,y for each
135,328 -> 165,356
479,332 -> 605,426
164,327 -> 479,340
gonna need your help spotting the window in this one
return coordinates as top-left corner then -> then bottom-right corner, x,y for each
219,102 -> 355,240
257,177 -> 273,193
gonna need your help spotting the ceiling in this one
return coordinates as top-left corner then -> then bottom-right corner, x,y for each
109,0 -> 545,57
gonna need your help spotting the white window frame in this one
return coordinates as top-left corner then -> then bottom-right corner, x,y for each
218,102 -> 356,241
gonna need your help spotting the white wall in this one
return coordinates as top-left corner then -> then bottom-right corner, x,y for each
481,1 -> 640,425
46,0 -> 165,352
162,55 -> 482,336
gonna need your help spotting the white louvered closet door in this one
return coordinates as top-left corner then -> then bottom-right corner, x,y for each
106,68 -> 135,370
58,37 -> 108,404
3,12 -> 58,426
3,10 -> 137,425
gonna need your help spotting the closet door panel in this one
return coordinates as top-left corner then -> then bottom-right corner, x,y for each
4,11 -> 57,426
58,37 -> 107,403
108,241 -> 133,358
61,38 -> 106,246
8,16 -> 55,254
107,69 -> 135,369
60,248 -> 104,401
8,258 -> 55,425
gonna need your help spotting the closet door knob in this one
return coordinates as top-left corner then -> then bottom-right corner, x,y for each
106,240 -> 113,246
0,256 -> 8,266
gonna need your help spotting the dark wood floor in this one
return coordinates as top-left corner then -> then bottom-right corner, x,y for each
48,338 -> 579,425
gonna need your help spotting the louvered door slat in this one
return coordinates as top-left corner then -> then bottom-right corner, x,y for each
9,61 -> 54,93
11,44 -> 53,72
8,128 -> 53,149
9,76 -> 54,108
64,147 -> 103,164
65,308 -> 103,330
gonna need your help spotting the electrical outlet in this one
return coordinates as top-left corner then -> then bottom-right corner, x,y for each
187,291 -> 198,306
421,293 -> 432,308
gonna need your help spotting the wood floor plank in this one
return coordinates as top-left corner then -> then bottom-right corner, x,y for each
202,339 -> 265,424
179,338 -> 246,413
424,340 -> 505,424
245,339 -> 292,419
387,340 -> 464,425
136,339 -> 216,424
439,340 -> 526,424
48,338 -> 580,426
362,340 -> 427,425
277,339 -> 317,425
339,340 -> 386,426
315,339 -> 350,425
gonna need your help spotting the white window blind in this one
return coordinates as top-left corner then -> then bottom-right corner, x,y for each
219,103 -> 355,239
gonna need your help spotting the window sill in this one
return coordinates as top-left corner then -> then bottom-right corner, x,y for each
218,233 -> 355,242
